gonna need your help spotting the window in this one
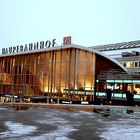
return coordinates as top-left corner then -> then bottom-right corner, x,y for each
123,62 -> 126,67
135,62 -> 138,67
126,62 -> 134,68
139,62 -> 140,67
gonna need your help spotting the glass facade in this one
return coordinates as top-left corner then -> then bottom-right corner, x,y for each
96,79 -> 140,100
0,48 -> 95,101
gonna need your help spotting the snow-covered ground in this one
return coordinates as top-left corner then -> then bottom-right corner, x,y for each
0,121 -> 36,138
0,107 -> 140,140
99,113 -> 140,140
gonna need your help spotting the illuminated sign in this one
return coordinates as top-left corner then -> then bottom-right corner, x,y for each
63,36 -> 71,45
2,39 -> 56,55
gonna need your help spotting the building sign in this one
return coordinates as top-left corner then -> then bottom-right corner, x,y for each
63,36 -> 71,45
2,39 -> 56,55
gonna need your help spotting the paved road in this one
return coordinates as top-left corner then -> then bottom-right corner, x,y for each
0,106 -> 140,140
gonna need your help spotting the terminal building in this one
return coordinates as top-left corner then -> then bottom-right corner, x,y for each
1,38 -> 140,104
90,40 -> 140,102
90,40 -> 140,74
0,40 -> 128,103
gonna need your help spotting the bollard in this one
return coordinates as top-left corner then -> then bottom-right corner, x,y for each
57,97 -> 60,104
47,96 -> 50,104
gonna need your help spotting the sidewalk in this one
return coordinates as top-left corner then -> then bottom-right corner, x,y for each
0,102 -> 140,113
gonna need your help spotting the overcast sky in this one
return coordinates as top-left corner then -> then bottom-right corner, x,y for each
0,0 -> 140,54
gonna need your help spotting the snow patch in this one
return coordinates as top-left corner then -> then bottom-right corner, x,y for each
21,122 -> 76,140
33,113 -> 77,140
100,117 -> 140,140
0,107 -> 8,110
0,121 -> 36,138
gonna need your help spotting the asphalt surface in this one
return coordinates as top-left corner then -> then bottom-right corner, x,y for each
0,106 -> 140,140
